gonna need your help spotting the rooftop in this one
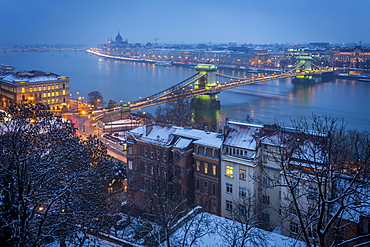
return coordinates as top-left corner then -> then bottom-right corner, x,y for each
0,70 -> 68,84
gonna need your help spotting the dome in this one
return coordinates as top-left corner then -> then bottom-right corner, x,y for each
115,31 -> 123,43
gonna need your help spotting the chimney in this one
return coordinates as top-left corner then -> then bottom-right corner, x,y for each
146,120 -> 153,136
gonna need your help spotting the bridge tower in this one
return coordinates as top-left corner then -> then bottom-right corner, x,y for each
295,56 -> 312,72
192,64 -> 220,108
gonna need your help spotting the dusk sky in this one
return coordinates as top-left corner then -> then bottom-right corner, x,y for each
1,0 -> 369,46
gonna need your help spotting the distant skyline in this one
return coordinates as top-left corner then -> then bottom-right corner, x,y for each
1,0 -> 370,47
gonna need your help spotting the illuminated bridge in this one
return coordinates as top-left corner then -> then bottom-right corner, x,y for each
123,61 -> 334,111
91,59 -> 334,121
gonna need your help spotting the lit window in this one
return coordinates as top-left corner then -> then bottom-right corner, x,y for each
240,169 -> 246,180
52,85 -> 54,90
213,165 -> 217,176
204,163 -> 208,174
30,87 -> 33,92
56,99 -> 59,103
196,161 -> 200,171
62,90 -> 66,95
43,86 -> 46,90
56,84 -> 59,89
226,183 -> 233,194
56,92 -> 59,96
47,93 -> 50,97
48,86 -> 50,90
52,92 -> 54,97
38,86 -> 41,91
226,166 -> 234,178
21,87 -> 25,93
43,93 -> 46,98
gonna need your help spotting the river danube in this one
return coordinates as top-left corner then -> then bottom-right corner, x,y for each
1,50 -> 369,131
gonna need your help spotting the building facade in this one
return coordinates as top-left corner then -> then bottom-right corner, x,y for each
126,123 -> 222,215
0,69 -> 70,110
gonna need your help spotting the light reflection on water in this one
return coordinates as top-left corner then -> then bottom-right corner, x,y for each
1,51 -> 369,131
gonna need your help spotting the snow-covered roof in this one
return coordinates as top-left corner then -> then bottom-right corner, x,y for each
1,70 -> 68,84
128,124 -> 222,148
168,212 -> 305,247
174,137 -> 192,149
224,122 -> 262,150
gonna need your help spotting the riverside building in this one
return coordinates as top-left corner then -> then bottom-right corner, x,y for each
0,69 -> 70,110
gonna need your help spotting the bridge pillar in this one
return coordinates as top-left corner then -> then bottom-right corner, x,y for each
295,56 -> 312,72
192,64 -> 220,109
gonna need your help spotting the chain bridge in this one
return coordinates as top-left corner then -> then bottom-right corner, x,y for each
95,58 -> 334,119
126,59 -> 334,111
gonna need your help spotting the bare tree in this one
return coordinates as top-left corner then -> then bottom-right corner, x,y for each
0,103 -> 119,246
87,91 -> 104,109
218,191 -> 267,247
260,114 -> 370,246
155,97 -> 192,126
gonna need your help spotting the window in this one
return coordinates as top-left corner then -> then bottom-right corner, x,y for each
226,166 -> 234,178
151,166 -> 154,175
47,93 -> 50,97
212,165 -> 217,176
261,213 -> 270,223
290,222 -> 298,234
204,163 -> 208,174
212,184 -> 216,195
196,179 -> 200,190
48,86 -> 50,90
212,149 -> 216,157
144,148 -> 148,157
56,92 -> 59,96
52,85 -> 54,90
308,186 -> 318,200
163,153 -> 167,162
239,187 -> 246,198
226,183 -> 233,194
308,226 -> 316,239
204,181 -> 208,192
263,176 -> 270,186
226,200 -> 233,211
204,147 -> 207,155
38,86 -> 41,91
239,205 -> 246,216
225,146 -> 229,154
150,150 -> 154,158
62,90 -> 66,95
21,87 -> 25,93
293,185 -> 299,195
156,151 -> 160,161
196,161 -> 200,171
240,169 -> 246,180
128,161 -> 133,170
30,87 -> 33,93
56,84 -> 59,89
262,195 -> 270,204
52,92 -> 54,97
43,86 -> 46,90
43,93 -> 46,98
